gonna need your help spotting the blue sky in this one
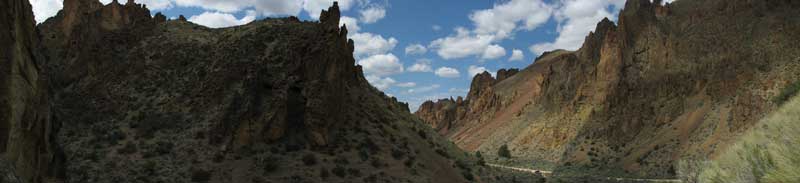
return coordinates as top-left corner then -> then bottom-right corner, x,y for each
29,0 -> 672,111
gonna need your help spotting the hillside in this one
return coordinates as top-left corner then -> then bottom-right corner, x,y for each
416,0 -> 800,178
681,93 -> 800,183
0,0 -> 494,182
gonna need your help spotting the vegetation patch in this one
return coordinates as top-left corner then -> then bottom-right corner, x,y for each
773,80 -> 800,105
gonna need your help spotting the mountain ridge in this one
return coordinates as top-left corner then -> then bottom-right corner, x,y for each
416,0 -> 800,177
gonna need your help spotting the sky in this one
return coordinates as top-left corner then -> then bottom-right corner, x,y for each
29,0 -> 673,111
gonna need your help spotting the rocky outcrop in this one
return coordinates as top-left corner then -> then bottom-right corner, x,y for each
0,0 -> 63,182
416,0 -> 800,178
17,1 -> 478,182
38,0 -> 159,88
496,68 -> 519,82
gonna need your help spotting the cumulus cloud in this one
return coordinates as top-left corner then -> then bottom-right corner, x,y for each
365,75 -> 396,90
359,6 -> 386,23
407,59 -> 433,72
350,32 -> 398,58
175,0 -> 302,16
529,0 -> 623,55
189,10 -> 257,28
339,16 -> 360,34
435,67 -> 460,78
429,27 -> 495,60
428,0 -> 551,60
481,44 -> 506,60
404,44 -> 427,55
358,53 -> 403,76
137,0 -> 174,10
509,49 -> 524,61
396,82 -> 417,88
432,25 -> 442,31
30,0 -> 62,23
468,65 -> 495,77
470,0 -> 552,40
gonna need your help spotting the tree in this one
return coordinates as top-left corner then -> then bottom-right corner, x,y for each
476,151 -> 486,166
498,144 -> 511,158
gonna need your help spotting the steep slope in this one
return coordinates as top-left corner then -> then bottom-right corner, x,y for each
0,0 -> 482,182
686,93 -> 800,183
0,0 -> 63,182
416,0 -> 800,178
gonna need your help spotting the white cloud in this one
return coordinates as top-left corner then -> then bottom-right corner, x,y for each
529,0 -> 621,55
404,44 -> 427,55
137,0 -> 174,10
432,25 -> 442,31
509,49 -> 524,61
175,0 -> 302,16
350,32 -> 398,58
482,44 -> 506,60
470,0 -> 553,40
339,16 -> 360,34
407,59 -> 433,72
435,67 -> 460,78
358,53 -> 404,76
30,0 -> 62,23
359,6 -> 386,24
429,27 -> 495,60
365,75 -> 396,90
407,84 -> 440,94
396,82 -> 417,88
428,0 -> 552,60
468,65 -> 495,78
189,10 -> 257,28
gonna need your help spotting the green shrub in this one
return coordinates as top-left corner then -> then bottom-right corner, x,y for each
191,169 -> 212,182
498,144 -> 511,158
773,80 -> 800,105
332,166 -> 347,178
117,143 -> 137,154
691,95 -> 800,183
320,168 -> 330,179
302,153 -> 318,166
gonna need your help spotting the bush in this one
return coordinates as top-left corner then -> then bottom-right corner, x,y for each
302,153 -> 318,166
332,166 -> 347,178
498,144 -> 511,158
118,143 -> 137,154
191,170 -> 212,182
693,96 -> 800,183
320,168 -> 330,179
773,81 -> 800,105
462,170 -> 474,181
262,156 -> 279,173
476,151 -> 486,166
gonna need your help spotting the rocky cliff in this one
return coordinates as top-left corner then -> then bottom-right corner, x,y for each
1,0 -> 487,182
416,0 -> 800,178
0,0 -> 63,182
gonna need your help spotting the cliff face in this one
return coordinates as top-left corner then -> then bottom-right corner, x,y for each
2,0 -> 478,182
0,0 -> 63,182
416,0 -> 800,177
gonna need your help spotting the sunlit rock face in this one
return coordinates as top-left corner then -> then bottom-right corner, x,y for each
417,0 -> 800,177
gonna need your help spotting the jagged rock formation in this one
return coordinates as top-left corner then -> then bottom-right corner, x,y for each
2,0 -> 487,182
417,0 -> 800,178
0,0 -> 63,182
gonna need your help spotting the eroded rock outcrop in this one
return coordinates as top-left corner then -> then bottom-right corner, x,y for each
416,0 -> 800,178
0,0 -> 63,182
23,1 -> 477,182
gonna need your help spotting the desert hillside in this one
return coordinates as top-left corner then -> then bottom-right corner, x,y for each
417,0 -> 800,178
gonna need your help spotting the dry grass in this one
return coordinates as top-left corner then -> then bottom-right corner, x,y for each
683,95 -> 800,183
